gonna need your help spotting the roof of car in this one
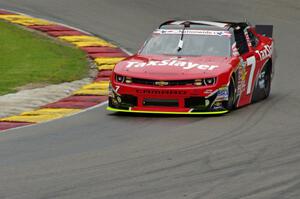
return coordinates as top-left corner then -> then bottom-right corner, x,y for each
159,20 -> 249,30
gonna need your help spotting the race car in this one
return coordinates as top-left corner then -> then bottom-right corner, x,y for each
107,20 -> 274,114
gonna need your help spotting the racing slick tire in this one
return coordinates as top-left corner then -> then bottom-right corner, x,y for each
251,61 -> 272,103
224,76 -> 236,111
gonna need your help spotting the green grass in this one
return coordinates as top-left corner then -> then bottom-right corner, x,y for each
0,20 -> 88,95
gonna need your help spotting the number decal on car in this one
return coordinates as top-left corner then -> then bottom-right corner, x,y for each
115,86 -> 120,92
246,56 -> 256,95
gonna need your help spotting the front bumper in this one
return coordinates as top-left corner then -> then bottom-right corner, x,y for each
108,82 -> 230,115
107,106 -> 228,115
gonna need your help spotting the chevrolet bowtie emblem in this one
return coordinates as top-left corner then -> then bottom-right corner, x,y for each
155,81 -> 169,86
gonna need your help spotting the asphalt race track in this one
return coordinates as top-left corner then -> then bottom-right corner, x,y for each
0,0 -> 300,198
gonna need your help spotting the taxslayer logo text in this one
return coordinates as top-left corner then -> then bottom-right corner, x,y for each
125,60 -> 219,70
255,44 -> 273,61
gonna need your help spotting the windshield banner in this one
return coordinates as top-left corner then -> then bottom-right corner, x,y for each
154,29 -> 231,37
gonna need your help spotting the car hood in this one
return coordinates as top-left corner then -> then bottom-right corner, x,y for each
114,54 -> 232,80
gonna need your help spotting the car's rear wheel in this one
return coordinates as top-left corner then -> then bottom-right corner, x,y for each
251,63 -> 272,102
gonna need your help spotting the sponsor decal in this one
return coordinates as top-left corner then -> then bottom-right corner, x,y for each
244,29 -> 252,47
232,42 -> 239,56
216,87 -> 229,101
125,60 -> 219,71
237,59 -> 247,95
204,89 -> 214,94
255,44 -> 272,61
154,29 -> 231,37
136,90 -> 187,95
211,102 -> 224,110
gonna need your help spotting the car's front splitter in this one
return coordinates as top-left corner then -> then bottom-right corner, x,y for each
107,106 -> 228,115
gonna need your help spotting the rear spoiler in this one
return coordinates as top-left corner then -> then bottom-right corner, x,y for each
255,25 -> 273,38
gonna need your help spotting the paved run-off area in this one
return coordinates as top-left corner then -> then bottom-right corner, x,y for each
0,0 -> 300,199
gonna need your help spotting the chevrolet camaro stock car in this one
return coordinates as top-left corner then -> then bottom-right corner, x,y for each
107,20 -> 274,114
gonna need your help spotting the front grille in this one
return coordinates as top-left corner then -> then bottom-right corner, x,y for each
185,97 -> 205,108
184,93 -> 218,111
132,78 -> 194,86
143,99 -> 179,107
121,95 -> 138,106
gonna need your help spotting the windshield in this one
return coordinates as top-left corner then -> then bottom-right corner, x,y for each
140,29 -> 232,57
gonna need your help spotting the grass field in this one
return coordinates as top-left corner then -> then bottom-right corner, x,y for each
0,20 -> 88,95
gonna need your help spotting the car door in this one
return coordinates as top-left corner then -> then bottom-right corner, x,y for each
234,27 -> 258,107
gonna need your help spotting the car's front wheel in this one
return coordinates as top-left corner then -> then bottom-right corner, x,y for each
224,77 -> 236,111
